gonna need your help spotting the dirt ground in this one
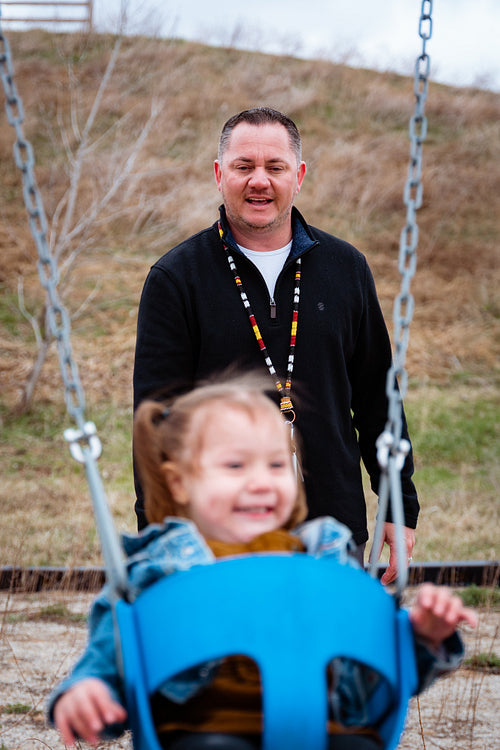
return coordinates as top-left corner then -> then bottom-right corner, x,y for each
0,588 -> 498,750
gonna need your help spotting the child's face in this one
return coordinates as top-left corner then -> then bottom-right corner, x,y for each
176,404 -> 297,543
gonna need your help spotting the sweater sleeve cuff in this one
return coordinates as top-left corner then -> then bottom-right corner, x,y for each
414,631 -> 465,693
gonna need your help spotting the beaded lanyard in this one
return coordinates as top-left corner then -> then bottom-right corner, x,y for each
218,222 -> 301,424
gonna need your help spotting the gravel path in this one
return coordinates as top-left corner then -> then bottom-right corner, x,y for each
0,589 -> 498,750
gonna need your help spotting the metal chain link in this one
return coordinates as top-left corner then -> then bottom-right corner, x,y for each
371,0 -> 433,596
392,0 -> 432,406
0,15 -> 128,597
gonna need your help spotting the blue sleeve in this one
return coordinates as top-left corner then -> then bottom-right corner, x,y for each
46,588 -> 127,738
414,631 -> 465,693
329,630 -> 465,728
329,657 -> 394,727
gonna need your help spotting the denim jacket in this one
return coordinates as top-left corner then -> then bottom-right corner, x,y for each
47,517 -> 464,734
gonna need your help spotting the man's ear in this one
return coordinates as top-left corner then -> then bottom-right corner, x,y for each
296,161 -> 306,192
162,461 -> 190,506
214,160 -> 222,191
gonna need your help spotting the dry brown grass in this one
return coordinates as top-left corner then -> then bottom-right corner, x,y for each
0,30 -> 499,566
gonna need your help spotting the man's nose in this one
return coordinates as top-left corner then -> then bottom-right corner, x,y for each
248,167 -> 270,188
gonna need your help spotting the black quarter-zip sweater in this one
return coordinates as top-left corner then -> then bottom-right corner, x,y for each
133,206 -> 419,543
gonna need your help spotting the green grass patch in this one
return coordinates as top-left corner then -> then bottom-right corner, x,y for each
30,603 -> 87,624
403,389 -> 500,547
0,289 -> 26,338
464,652 -> 500,673
1,402 -> 68,441
366,384 -> 499,562
459,585 -> 500,610
0,402 -> 72,477
2,703 -> 31,715
406,393 -> 499,468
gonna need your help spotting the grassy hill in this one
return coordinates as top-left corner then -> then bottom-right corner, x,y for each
0,30 -> 499,566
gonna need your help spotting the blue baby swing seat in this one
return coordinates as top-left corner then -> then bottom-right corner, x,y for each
116,554 -> 418,750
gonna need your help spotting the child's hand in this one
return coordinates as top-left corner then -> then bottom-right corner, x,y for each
53,677 -> 127,746
409,583 -> 477,651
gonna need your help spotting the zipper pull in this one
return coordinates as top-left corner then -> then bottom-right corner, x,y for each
270,298 -> 277,319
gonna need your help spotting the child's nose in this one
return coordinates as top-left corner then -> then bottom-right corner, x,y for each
246,468 -> 273,492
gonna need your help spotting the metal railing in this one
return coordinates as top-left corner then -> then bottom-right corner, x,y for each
0,1 -> 92,30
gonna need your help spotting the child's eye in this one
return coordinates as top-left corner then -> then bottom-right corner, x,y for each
226,461 -> 243,469
270,461 -> 286,469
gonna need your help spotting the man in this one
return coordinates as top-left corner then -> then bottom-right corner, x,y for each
133,107 -> 419,582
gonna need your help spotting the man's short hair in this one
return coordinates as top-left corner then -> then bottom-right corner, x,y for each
218,107 -> 302,165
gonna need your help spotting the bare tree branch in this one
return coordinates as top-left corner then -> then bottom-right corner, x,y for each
17,276 -> 42,349
54,37 -> 122,261
14,30 -> 167,413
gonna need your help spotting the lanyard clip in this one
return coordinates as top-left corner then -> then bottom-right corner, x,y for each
280,396 -> 295,423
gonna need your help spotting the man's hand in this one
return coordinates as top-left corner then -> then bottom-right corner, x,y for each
371,522 -> 415,585
54,677 -> 127,747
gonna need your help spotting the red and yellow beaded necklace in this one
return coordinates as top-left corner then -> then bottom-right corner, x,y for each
219,222 -> 301,423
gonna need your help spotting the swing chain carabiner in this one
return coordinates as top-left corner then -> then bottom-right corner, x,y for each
376,430 -> 411,472
64,421 -> 102,463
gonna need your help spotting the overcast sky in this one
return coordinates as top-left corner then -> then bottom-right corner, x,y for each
1,0 -> 499,91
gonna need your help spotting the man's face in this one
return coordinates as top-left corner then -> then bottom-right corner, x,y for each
214,122 -> 306,246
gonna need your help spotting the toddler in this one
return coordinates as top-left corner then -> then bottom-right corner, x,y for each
49,374 -> 476,750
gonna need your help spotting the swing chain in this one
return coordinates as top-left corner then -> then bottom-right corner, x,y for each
0,17 -> 130,599
0,22 -> 94,438
385,0 -> 432,456
371,1 -> 432,595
